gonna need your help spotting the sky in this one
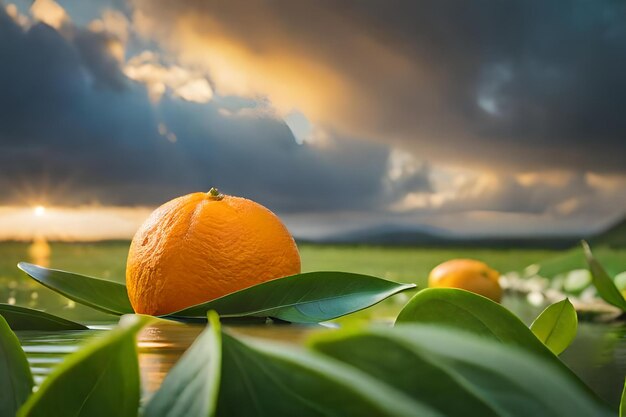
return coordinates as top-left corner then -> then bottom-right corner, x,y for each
0,0 -> 625,240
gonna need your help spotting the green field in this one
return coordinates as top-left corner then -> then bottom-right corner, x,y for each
1,241 -> 624,321
0,241 -> 570,286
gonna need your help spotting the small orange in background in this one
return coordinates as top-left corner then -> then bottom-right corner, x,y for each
126,188 -> 301,316
428,259 -> 502,302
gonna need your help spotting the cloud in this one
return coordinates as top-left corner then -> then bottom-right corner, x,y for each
131,0 -> 626,174
392,169 -> 626,226
0,5 -> 432,214
123,51 -> 213,102
0,1 -> 625,236
88,9 -> 129,45
30,0 -> 68,29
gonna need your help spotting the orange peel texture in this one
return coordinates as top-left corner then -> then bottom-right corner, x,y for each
428,259 -> 502,303
126,191 -> 301,316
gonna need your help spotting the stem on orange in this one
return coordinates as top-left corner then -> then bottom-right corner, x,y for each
207,188 -> 224,201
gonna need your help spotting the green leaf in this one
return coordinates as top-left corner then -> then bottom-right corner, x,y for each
169,271 -> 415,323
309,327 -> 499,416
0,303 -> 88,331
18,262 -> 134,316
394,287 -> 602,401
0,315 -> 34,416
396,288 -> 555,361
144,311 -> 222,417
582,241 -> 626,311
530,298 -> 578,355
310,325 -> 612,417
216,330 -> 439,416
18,314 -> 152,417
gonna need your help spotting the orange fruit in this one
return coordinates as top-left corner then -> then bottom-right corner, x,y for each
126,188 -> 301,315
428,259 -> 502,302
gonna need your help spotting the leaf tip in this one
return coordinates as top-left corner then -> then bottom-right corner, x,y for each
206,311 -> 222,336
207,310 -> 220,327
16,262 -> 44,277
16,261 -> 30,272
119,314 -> 154,329
581,240 -> 593,260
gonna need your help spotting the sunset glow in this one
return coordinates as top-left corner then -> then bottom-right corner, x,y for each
0,206 -> 154,241
33,205 -> 46,217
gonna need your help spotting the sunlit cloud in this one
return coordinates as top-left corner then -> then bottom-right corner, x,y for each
88,10 -> 129,45
124,51 -> 213,103
30,0 -> 68,29
132,5 -> 350,121
88,10 -> 129,63
5,3 -> 29,27
130,0 -> 626,177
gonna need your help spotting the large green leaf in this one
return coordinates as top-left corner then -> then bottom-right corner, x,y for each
530,298 -> 577,355
0,315 -> 34,416
0,303 -> 88,331
309,327 -> 498,416
144,311 -> 222,417
582,241 -> 626,311
396,288 -> 555,361
216,330 -> 439,416
394,287 -> 603,401
169,271 -> 415,323
18,314 -> 152,417
18,262 -> 134,315
310,325 -> 612,417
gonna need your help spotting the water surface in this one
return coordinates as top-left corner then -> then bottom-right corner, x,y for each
16,296 -> 626,411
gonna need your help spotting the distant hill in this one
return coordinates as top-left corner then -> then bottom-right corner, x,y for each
311,224 -> 450,246
592,216 -> 626,247
303,224 -> 581,249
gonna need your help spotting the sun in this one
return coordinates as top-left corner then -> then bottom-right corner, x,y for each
33,205 -> 46,217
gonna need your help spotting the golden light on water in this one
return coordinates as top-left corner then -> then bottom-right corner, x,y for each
28,235 -> 51,267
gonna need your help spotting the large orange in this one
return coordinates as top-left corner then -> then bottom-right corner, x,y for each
428,259 -> 502,302
126,188 -> 301,315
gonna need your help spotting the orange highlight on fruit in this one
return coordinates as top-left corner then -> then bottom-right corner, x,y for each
126,188 -> 301,315
428,259 -> 502,302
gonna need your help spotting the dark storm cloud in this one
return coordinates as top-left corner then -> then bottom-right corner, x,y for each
0,7 -> 430,210
133,0 -> 626,174
72,27 -> 128,90
2,0 -> 625,227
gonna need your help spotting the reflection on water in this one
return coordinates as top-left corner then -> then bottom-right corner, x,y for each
14,297 -> 626,410
1,241 -> 127,321
560,322 -> 626,408
503,296 -> 626,409
134,320 -> 327,401
18,329 -> 102,387
137,321 -> 203,397
15,320 -> 330,402
28,236 -> 51,268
